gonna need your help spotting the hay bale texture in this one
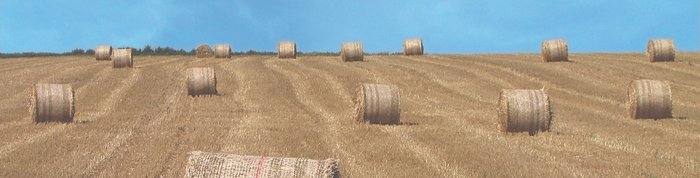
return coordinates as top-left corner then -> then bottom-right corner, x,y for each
498,89 -> 551,135
354,84 -> 400,124
196,44 -> 213,58
187,67 -> 217,96
214,44 -> 232,58
647,39 -> 675,62
541,39 -> 568,62
403,38 -> 424,56
111,48 -> 133,68
278,41 -> 297,59
95,45 -> 112,61
628,79 -> 672,119
185,151 -> 338,178
341,42 -> 363,62
32,84 -> 75,123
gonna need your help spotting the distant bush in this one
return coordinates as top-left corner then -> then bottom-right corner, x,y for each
0,45 -> 193,58
0,52 -> 68,58
234,50 -> 275,55
0,46 -> 403,58
298,51 -> 339,56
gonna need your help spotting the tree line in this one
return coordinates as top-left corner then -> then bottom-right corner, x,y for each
0,45 -> 402,58
0,45 -> 193,58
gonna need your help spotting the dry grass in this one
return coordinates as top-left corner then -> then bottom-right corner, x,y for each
2,54 -> 700,177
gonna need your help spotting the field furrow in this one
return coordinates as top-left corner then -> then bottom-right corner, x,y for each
219,56 -> 332,164
0,54 -> 698,177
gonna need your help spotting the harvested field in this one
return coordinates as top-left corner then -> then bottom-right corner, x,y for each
0,53 -> 699,177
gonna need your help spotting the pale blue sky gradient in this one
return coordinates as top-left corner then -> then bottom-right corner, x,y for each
1,0 -> 698,53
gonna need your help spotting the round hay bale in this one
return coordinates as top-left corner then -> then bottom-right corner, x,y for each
196,44 -> 213,58
187,67 -> 217,96
95,45 -> 112,61
32,84 -> 75,123
354,84 -> 400,124
497,89 -> 551,135
541,39 -> 568,62
341,42 -> 363,62
628,79 -> 672,119
214,44 -> 232,58
112,48 -> 133,68
278,41 -> 297,59
403,38 -> 424,56
647,39 -> 675,62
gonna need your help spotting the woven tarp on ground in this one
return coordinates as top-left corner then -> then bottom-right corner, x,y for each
185,151 -> 339,178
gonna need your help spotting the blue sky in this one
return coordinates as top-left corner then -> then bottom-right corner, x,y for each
1,0 -> 697,53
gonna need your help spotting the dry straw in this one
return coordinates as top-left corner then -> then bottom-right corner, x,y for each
541,39 -> 568,62
628,79 -> 672,119
31,84 -> 75,123
111,48 -> 133,68
196,44 -> 213,58
278,41 -> 297,59
647,39 -> 675,62
214,44 -> 232,58
185,151 -> 338,178
95,45 -> 112,61
187,67 -> 217,96
497,89 -> 551,135
341,42 -> 363,62
354,83 -> 400,124
403,38 -> 424,56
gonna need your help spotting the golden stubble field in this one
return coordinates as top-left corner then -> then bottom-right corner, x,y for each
0,53 -> 699,177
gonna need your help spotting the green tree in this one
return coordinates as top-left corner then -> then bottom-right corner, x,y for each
70,48 -> 85,55
142,45 -> 154,55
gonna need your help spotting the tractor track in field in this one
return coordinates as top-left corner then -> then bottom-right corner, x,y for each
0,57 -> 82,74
599,53 -> 700,79
1,55 -> 699,177
0,60 -> 125,160
265,59 -> 395,178
0,62 -> 106,131
377,58 -> 648,175
84,60 -> 187,177
0,60 -> 104,126
299,59 -> 471,177
438,55 -> 700,138
0,57 -> 47,68
574,54 -> 700,106
0,67 -> 142,162
0,59 -> 99,106
423,55 -> 700,174
220,57 -> 332,174
154,59 -> 241,177
344,59 -> 596,176
462,55 -> 622,107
